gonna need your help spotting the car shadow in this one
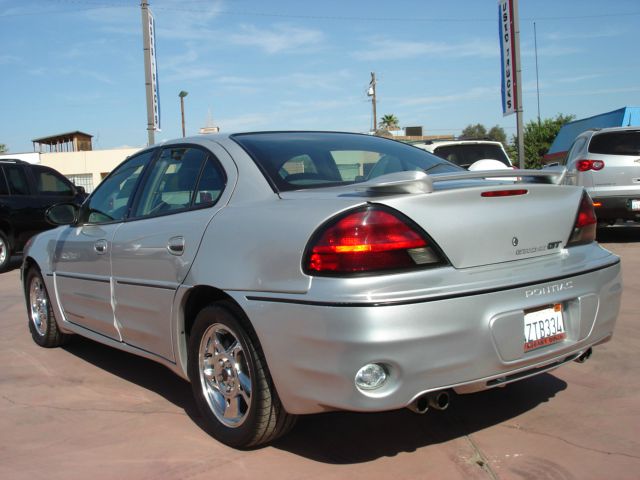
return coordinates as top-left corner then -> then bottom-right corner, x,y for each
272,374 -> 566,463
62,337 -> 200,422
63,336 -> 567,462
597,224 -> 640,243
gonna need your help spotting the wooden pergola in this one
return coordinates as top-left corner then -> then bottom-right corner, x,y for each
32,131 -> 93,153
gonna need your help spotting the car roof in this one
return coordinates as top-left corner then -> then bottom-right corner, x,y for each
0,158 -> 29,165
579,126 -> 640,137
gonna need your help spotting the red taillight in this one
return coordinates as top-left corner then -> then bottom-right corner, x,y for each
305,207 -> 444,275
576,159 -> 605,172
567,193 -> 597,246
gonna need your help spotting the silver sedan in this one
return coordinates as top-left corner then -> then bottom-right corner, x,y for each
22,132 -> 621,448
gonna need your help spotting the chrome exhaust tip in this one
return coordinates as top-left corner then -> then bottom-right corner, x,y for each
428,391 -> 450,411
575,347 -> 593,364
407,395 -> 430,414
408,391 -> 451,414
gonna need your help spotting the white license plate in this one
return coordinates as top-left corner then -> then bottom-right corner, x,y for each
631,199 -> 640,211
524,304 -> 566,352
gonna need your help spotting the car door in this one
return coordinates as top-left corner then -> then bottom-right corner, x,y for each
111,144 -> 228,361
53,150 -> 154,340
1,163 -> 37,251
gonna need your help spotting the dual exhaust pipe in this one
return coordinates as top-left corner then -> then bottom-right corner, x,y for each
409,348 -> 593,414
408,390 -> 450,414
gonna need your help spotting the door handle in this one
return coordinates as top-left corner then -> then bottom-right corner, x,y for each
167,236 -> 185,256
94,239 -> 108,254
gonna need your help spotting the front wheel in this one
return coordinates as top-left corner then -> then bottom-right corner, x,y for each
187,302 -> 296,448
26,268 -> 67,347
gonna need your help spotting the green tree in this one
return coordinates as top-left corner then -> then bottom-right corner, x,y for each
487,126 -> 507,145
460,123 -> 487,139
378,114 -> 399,130
510,114 -> 575,168
0,144 -> 6,153
460,124 -> 507,146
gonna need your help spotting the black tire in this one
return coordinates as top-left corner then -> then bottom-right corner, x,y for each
187,302 -> 296,448
0,230 -> 11,273
26,268 -> 67,347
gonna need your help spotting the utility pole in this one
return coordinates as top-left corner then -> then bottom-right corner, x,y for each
368,72 -> 377,132
512,0 -> 525,169
141,0 -> 155,145
179,91 -> 188,137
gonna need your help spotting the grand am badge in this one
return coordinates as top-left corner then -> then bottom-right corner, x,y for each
515,240 -> 562,255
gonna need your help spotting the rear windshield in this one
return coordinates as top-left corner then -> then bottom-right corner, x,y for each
231,132 -> 460,192
433,144 -> 511,168
589,130 -> 640,156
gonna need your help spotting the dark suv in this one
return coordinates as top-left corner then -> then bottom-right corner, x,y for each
0,159 -> 86,271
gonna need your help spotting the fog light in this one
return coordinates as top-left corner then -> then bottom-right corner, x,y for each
355,363 -> 387,390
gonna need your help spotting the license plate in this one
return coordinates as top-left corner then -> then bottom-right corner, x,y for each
524,304 -> 566,352
631,199 -> 640,211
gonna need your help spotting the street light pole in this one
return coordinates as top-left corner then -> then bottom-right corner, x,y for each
369,72 -> 377,132
179,91 -> 188,138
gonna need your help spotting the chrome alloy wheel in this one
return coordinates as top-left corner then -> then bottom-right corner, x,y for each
0,236 -> 6,266
198,323 -> 252,428
29,276 -> 48,336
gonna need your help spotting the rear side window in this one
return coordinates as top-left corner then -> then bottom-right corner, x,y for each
133,147 -> 208,217
33,166 -> 74,196
433,144 -> 511,168
193,158 -> 226,206
589,131 -> 640,155
232,132 -> 459,192
4,165 -> 30,195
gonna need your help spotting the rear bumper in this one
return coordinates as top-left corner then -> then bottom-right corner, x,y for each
592,195 -> 640,222
235,257 -> 621,415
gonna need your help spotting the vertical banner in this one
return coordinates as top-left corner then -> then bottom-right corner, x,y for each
148,10 -> 161,131
499,0 -> 517,116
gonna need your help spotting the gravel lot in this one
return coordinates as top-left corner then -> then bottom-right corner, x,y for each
1,227 -> 639,479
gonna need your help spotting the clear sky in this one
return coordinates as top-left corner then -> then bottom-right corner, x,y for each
1,0 -> 639,153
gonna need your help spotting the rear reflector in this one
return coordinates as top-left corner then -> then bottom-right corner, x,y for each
481,189 -> 528,197
567,193 -> 597,247
304,206 -> 445,275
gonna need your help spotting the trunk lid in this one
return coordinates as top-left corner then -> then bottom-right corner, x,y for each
377,182 -> 582,268
281,171 -> 583,269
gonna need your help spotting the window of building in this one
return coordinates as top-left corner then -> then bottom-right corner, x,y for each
67,173 -> 94,193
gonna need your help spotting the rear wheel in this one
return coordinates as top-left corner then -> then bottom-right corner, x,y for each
187,302 -> 296,448
26,268 -> 67,347
0,231 -> 10,272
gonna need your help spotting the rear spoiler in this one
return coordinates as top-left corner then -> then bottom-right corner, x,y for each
357,168 -> 568,195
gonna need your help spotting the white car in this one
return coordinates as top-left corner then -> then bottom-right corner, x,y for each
413,139 -> 514,171
549,127 -> 640,225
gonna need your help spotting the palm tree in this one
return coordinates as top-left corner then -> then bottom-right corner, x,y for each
378,114 -> 399,131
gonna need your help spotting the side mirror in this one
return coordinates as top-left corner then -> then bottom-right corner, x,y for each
46,203 -> 79,226
75,185 -> 86,195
